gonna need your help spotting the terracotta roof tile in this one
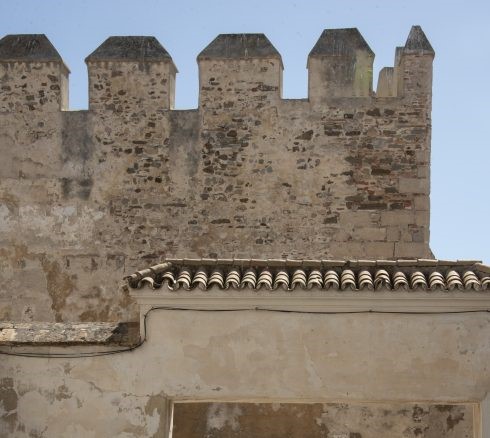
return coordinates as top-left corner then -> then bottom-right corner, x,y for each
126,259 -> 490,292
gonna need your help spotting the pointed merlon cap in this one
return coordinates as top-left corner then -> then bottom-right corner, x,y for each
0,34 -> 68,70
403,26 -> 434,56
309,28 -> 374,58
85,36 -> 177,70
198,33 -> 283,67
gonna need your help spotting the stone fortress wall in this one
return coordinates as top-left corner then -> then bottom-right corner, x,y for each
0,27 -> 434,323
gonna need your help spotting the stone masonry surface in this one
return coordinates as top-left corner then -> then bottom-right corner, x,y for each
0,27 -> 434,323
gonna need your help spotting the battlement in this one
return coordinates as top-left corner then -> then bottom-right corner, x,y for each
0,34 -> 69,111
0,26 -> 435,322
85,36 -> 177,111
0,26 -> 433,113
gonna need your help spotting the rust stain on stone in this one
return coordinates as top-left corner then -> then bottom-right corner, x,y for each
78,305 -> 110,322
446,411 -> 465,431
0,377 -> 18,433
0,191 -> 19,212
40,257 -> 75,322
55,384 -> 72,401
145,392 -> 168,438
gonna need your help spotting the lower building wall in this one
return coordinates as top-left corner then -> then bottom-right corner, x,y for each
1,310 -> 489,437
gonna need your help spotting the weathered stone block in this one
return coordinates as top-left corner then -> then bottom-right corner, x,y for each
394,242 -> 431,258
363,242 -> 395,258
414,195 -> 429,211
339,211 -> 380,226
399,177 -> 429,194
414,210 -> 430,226
352,226 -> 386,241
386,227 -> 401,242
380,210 -> 415,226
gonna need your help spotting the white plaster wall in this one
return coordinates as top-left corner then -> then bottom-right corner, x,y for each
2,309 -> 490,436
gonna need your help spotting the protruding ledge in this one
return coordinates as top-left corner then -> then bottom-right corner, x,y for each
308,28 -> 374,59
404,25 -> 435,56
85,36 -> 176,67
130,290 -> 490,315
0,322 -> 138,346
198,33 -> 282,65
0,34 -> 69,70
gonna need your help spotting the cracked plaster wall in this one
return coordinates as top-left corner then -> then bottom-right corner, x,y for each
1,310 -> 487,437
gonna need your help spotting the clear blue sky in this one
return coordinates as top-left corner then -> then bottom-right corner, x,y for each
1,0 -> 489,263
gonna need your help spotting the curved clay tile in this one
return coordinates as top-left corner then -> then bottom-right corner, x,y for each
324,270 -> 340,290
358,270 -> 374,290
374,269 -> 391,290
208,270 -> 225,289
257,269 -> 273,290
446,271 -> 464,290
428,271 -> 446,291
307,269 -> 323,289
410,271 -> 428,290
463,271 -> 480,291
341,269 -> 356,290
192,267 -> 208,290
176,268 -> 192,290
291,269 -> 307,289
241,268 -> 257,289
393,271 -> 409,290
225,269 -> 241,289
160,271 -> 176,286
274,270 -> 290,290
137,276 -> 158,289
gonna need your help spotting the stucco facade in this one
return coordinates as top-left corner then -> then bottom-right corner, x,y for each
3,308 -> 490,437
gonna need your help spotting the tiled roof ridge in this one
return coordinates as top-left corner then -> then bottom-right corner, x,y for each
126,259 -> 490,292
134,257 -> 484,267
